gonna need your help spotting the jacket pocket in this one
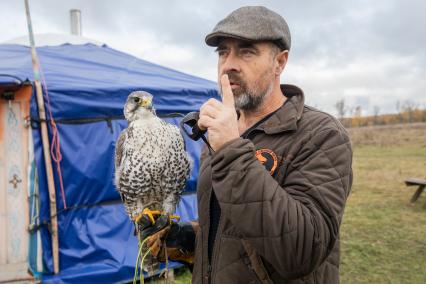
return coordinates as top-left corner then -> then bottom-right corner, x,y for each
213,236 -> 260,284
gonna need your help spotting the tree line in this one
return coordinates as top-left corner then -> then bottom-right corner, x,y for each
334,99 -> 426,128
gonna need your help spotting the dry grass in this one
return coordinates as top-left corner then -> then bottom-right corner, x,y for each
348,122 -> 426,148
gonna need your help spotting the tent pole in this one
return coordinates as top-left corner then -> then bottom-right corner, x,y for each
24,0 -> 60,274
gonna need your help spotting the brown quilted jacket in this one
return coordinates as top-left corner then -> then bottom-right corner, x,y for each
192,84 -> 353,283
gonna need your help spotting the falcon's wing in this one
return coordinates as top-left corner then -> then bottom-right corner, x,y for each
115,128 -> 127,170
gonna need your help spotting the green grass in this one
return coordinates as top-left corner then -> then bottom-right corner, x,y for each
172,267 -> 192,284
173,124 -> 426,283
341,143 -> 426,283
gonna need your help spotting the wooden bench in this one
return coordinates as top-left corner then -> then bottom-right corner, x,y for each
405,178 -> 426,203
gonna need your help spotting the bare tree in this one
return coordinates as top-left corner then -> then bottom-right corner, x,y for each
373,105 -> 380,125
396,100 -> 402,123
402,100 -> 419,123
335,99 -> 346,120
352,105 -> 363,127
354,106 -> 362,117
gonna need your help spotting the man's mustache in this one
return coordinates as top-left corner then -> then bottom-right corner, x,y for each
226,72 -> 243,86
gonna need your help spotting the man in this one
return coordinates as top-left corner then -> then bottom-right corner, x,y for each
148,6 -> 352,283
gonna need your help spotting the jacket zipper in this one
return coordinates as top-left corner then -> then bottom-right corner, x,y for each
209,215 -> 223,283
206,264 -> 212,283
205,192 -> 212,283
204,163 -> 213,283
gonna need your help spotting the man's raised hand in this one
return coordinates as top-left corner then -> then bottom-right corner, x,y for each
198,74 -> 239,151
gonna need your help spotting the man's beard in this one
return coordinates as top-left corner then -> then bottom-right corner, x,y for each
224,71 -> 274,112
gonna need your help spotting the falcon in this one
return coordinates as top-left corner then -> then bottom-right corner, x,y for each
114,91 -> 190,274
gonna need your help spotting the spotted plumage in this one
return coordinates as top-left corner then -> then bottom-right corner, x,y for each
115,91 -> 190,219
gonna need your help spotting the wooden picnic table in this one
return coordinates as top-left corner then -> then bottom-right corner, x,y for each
405,178 -> 426,203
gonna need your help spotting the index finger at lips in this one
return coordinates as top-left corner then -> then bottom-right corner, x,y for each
220,74 -> 235,108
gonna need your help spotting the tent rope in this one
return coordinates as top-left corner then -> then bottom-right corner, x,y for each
39,64 -> 67,209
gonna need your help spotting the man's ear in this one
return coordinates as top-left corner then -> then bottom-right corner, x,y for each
275,50 -> 289,76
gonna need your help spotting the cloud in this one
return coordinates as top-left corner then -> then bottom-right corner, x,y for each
0,0 -> 425,116
287,51 -> 426,114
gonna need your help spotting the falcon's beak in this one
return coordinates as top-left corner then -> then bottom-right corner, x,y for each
139,98 -> 152,108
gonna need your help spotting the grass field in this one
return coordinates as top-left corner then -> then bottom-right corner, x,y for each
341,123 -> 426,283
169,123 -> 426,283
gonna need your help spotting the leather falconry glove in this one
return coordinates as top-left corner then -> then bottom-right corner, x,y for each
146,221 -> 199,267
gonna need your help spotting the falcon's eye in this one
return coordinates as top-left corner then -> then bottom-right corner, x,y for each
133,97 -> 141,103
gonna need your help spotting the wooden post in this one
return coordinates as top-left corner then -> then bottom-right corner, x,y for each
410,185 -> 425,203
24,0 -> 60,274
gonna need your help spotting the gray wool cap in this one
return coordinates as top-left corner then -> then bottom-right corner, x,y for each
205,6 -> 291,50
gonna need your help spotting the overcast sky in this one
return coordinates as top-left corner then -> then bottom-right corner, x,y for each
1,0 -> 425,116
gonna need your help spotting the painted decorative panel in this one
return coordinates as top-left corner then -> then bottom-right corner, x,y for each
0,85 -> 31,268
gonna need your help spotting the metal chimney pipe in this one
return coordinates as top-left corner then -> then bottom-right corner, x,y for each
70,9 -> 82,36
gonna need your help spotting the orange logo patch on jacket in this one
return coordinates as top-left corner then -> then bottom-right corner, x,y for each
255,149 -> 278,175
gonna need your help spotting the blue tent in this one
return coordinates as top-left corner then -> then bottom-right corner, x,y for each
0,43 -> 219,283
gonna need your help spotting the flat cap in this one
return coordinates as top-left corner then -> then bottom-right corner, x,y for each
205,6 -> 291,50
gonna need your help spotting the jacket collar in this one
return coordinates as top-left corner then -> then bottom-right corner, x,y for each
254,84 -> 305,135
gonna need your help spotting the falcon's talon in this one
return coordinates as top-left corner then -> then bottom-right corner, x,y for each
133,209 -> 162,225
143,208 -> 162,224
133,213 -> 144,224
169,214 -> 180,223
